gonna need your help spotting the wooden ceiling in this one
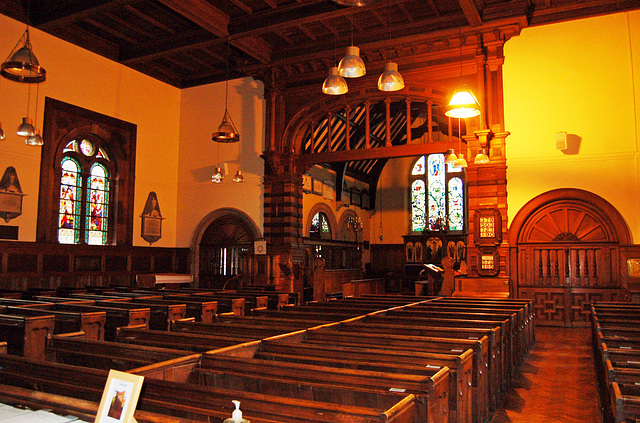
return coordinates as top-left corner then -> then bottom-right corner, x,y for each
0,0 -> 637,88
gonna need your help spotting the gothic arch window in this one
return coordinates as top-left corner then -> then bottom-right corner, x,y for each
37,98 -> 137,245
58,139 -> 112,245
310,211 -> 332,239
410,154 -> 466,233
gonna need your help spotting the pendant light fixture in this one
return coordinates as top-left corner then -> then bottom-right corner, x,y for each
232,170 -> 244,183
378,0 -> 404,92
24,81 -> 42,145
323,16 -> 348,95
445,29 -> 480,119
1,26 -> 46,83
453,118 -> 467,169
338,9 -> 366,78
212,39 -> 240,143
474,148 -> 489,164
212,139 -> 224,184
0,124 -> 5,141
16,81 -> 35,137
444,148 -> 457,165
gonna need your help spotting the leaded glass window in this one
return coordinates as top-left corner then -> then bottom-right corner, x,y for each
57,138 -> 112,245
86,163 -> 109,245
310,212 -> 331,239
58,157 -> 81,244
410,154 -> 466,233
411,180 -> 426,231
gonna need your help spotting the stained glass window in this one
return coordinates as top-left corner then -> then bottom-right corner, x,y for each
310,212 -> 331,239
411,156 -> 425,175
58,138 -> 112,245
85,163 -> 109,245
427,154 -> 446,231
411,180 -> 426,231
410,154 -> 465,232
448,177 -> 464,231
58,157 -> 81,244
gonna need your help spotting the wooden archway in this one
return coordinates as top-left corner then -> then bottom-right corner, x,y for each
509,188 -> 631,326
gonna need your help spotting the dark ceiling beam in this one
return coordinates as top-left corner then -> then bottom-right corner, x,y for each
155,0 -> 229,37
301,140 -> 461,166
231,35 -> 272,64
120,28 -> 218,63
457,0 -> 483,26
229,0 -> 253,14
34,0 -> 136,29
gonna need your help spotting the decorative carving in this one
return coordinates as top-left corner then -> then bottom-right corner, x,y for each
0,167 -> 26,222
553,232 -> 580,242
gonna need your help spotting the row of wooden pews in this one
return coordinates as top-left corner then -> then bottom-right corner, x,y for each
0,287 -> 533,423
592,302 -> 640,423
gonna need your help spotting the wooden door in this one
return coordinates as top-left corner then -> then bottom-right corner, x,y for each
510,190 -> 631,327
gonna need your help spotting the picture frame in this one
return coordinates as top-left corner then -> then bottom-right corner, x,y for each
312,178 -> 323,195
302,174 -> 312,192
95,369 -> 144,423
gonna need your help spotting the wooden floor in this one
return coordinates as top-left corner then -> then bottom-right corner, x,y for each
489,325 -> 602,423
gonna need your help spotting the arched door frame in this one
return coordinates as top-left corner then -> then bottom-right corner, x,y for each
190,208 -> 262,286
509,188 -> 632,326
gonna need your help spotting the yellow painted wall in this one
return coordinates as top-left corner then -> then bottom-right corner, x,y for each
176,78 -> 265,247
0,14 -> 182,246
503,10 -> 640,242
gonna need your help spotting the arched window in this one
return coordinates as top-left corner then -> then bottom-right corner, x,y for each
410,154 -> 466,233
310,211 -> 331,239
57,138 -> 112,245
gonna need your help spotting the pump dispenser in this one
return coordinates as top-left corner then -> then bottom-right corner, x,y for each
223,400 -> 249,423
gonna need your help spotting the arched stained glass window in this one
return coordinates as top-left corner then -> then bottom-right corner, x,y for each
310,212 -> 331,239
448,177 -> 464,231
57,138 -> 112,245
58,157 -> 82,244
410,154 -> 466,233
411,179 -> 426,231
427,154 -> 446,231
86,163 -> 109,245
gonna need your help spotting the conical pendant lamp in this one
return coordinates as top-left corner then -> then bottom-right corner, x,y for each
212,40 -> 240,144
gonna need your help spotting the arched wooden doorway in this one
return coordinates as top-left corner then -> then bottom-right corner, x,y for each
509,189 -> 631,327
191,209 -> 261,289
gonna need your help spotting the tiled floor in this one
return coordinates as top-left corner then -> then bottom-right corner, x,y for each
489,326 -> 603,423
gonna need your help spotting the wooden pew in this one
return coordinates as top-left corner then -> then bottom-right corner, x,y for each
171,319 -> 314,337
42,303 -> 150,341
0,353 -> 418,423
164,293 -> 245,316
0,383 -> 204,423
611,382 -> 640,423
256,338 -> 474,423
132,344 -> 449,423
117,326 -> 268,352
47,333 -> 191,371
2,305 -> 106,340
340,318 -> 503,408
0,313 -> 55,360
301,327 -> 489,423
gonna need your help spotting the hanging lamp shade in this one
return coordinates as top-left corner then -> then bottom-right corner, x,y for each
1,28 -> 46,83
444,148 -> 457,164
25,128 -> 43,146
211,167 -> 224,184
377,62 -> 404,92
212,109 -> 240,143
445,89 -> 481,118
474,148 -> 489,164
233,170 -> 244,183
338,46 -> 366,78
0,124 -> 5,140
454,153 -> 468,168
322,67 -> 348,95
17,117 -> 35,137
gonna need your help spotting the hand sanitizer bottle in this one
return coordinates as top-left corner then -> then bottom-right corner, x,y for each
223,400 -> 249,423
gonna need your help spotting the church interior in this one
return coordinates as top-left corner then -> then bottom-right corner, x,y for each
0,0 -> 639,421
